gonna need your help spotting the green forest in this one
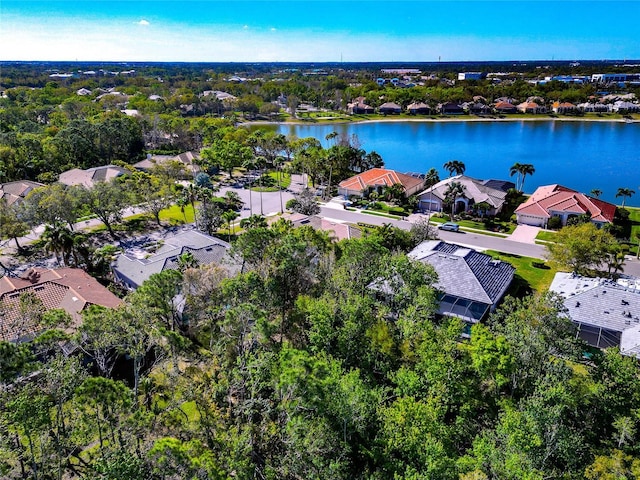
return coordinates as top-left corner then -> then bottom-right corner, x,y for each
2,221 -> 640,479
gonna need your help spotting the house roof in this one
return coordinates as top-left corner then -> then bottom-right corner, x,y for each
494,101 -> 516,109
0,267 -> 122,342
286,213 -> 362,241
379,102 -> 402,109
112,229 -> 231,288
407,102 -> 430,110
550,272 -> 640,357
409,240 -> 515,304
0,180 -> 45,206
515,184 -> 616,223
417,175 -> 513,209
133,151 -> 199,172
338,168 -> 424,194
58,165 -> 127,188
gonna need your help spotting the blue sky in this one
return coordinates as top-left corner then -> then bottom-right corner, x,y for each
2,1 -> 639,62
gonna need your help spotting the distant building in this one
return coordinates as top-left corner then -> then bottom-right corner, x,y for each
378,102 -> 402,114
409,240 -> 515,325
457,72 -> 486,81
407,102 -> 431,115
550,272 -> 640,357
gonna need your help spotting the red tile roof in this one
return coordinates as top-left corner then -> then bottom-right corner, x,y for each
0,268 -> 122,342
515,185 -> 616,223
338,168 -> 424,194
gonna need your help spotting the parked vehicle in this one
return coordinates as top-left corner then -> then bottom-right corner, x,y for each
438,222 -> 460,232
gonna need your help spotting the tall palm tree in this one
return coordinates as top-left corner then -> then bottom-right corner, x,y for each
444,181 -> 465,217
509,163 -> 535,192
222,210 -> 239,242
41,223 -> 74,266
590,189 -> 603,199
616,187 -> 635,209
443,160 -> 465,177
424,167 -> 440,189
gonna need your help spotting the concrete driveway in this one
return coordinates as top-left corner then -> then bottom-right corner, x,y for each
508,225 -> 541,244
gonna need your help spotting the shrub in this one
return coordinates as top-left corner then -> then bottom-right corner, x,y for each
547,216 -> 562,230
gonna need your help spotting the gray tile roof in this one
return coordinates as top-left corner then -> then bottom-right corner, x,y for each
417,175 -> 511,210
409,241 -> 515,304
550,272 -> 640,334
113,230 -> 231,289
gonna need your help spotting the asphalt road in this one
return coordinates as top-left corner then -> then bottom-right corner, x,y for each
318,205 -> 640,276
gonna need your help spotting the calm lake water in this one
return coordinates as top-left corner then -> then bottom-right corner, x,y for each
268,120 -> 640,206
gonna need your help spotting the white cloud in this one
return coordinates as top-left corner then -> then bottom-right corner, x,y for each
270,27 -> 276,32
243,25 -> 249,30
137,19 -> 150,26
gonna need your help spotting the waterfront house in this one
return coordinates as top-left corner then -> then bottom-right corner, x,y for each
338,168 -> 425,198
0,180 -> 44,206
552,101 -> 578,114
0,267 -> 122,343
577,102 -> 611,113
58,165 -> 128,188
416,175 -> 514,215
515,184 -> 616,228
464,102 -> 491,115
407,102 -> 431,115
408,240 -> 515,325
612,101 -> 640,113
378,102 -> 402,115
517,101 -> 547,114
347,98 -> 375,114
549,272 -> 640,357
494,101 -> 517,114
112,229 -> 232,290
438,102 -> 465,115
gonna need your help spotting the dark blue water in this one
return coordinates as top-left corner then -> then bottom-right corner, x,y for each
271,120 -> 640,206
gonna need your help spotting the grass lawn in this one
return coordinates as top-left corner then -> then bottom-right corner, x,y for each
535,230 -> 558,242
159,203 -> 196,224
486,250 -> 558,295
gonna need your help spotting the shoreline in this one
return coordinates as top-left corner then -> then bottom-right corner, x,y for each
243,114 -> 639,127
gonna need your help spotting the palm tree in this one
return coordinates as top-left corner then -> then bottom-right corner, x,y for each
509,163 -> 535,192
443,160 -> 465,177
424,167 -> 440,189
240,214 -> 268,230
590,189 -> 603,199
177,252 -> 199,272
444,181 -> 465,217
41,223 -> 74,266
222,210 -> 239,242
616,187 -> 635,209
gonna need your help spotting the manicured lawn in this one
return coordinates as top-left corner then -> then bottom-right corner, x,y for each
159,203 -> 196,224
535,230 -> 558,242
486,250 -> 558,295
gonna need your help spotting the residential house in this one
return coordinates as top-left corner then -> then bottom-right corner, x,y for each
347,97 -> 375,114
408,240 -> 515,325
515,184 -> 616,228
337,168 -> 425,198
464,102 -> 491,115
279,213 -> 362,242
407,102 -> 431,115
58,165 -> 128,188
0,267 -> 122,343
517,101 -> 547,114
438,102 -> 465,115
0,180 -> 44,206
76,88 -> 92,96
378,102 -> 402,115
552,101 -> 578,114
612,101 -> 640,113
577,102 -> 610,113
112,229 -> 232,290
133,151 -> 200,178
494,101 -> 517,114
549,272 -> 640,357
416,175 -> 514,215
